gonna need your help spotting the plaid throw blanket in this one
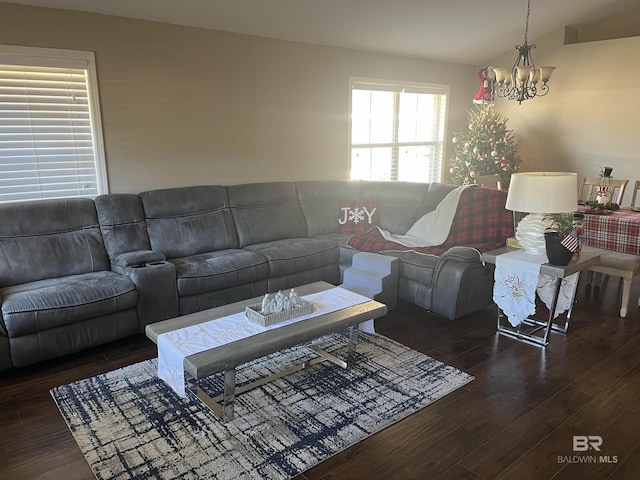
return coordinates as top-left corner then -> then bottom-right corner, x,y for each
347,186 -> 514,256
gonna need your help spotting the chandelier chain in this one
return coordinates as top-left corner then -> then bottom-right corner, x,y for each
523,0 -> 531,44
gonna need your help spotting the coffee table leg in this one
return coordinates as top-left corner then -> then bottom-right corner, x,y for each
347,326 -> 359,358
186,368 -> 237,422
221,368 -> 236,422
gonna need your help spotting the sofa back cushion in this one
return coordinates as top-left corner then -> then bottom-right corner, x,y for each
95,194 -> 152,260
140,186 -> 238,259
359,182 -> 431,234
419,182 -> 459,217
296,181 -> 363,237
0,198 -> 110,287
228,182 -> 308,247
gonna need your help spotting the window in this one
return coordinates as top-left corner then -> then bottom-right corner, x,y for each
0,45 -> 107,203
349,78 -> 448,183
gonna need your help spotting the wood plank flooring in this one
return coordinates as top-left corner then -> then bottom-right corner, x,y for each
1,275 -> 639,479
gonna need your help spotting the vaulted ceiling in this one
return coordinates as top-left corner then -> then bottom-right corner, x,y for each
3,0 -> 639,64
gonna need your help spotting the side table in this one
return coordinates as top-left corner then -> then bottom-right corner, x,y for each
482,247 -> 600,346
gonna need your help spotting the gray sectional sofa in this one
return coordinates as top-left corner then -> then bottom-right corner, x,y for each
0,181 -> 510,371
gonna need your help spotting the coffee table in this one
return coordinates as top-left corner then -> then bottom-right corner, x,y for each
145,281 -> 388,421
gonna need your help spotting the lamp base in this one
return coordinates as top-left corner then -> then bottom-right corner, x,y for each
515,213 -> 553,256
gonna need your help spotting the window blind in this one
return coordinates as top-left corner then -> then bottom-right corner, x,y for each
0,62 -> 101,202
350,78 -> 449,183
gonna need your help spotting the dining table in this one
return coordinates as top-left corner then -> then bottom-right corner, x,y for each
577,206 -> 640,255
576,205 -> 640,317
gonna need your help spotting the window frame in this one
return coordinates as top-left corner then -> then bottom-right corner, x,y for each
348,76 -> 449,183
0,44 -> 108,201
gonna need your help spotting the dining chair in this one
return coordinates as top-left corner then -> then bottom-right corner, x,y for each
581,177 -> 629,205
630,180 -> 640,208
474,174 -> 502,190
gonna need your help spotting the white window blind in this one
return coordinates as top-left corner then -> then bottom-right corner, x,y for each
350,78 -> 448,183
0,45 -> 107,203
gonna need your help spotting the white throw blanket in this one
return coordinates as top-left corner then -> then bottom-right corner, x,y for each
378,185 -> 471,247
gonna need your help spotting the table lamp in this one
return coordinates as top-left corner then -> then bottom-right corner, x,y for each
506,172 -> 578,255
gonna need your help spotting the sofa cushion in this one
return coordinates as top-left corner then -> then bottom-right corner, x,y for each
359,181 -> 431,234
0,198 -> 110,287
95,194 -> 152,260
170,249 -> 269,297
296,180 -> 362,237
0,271 -> 137,337
140,186 -> 239,258
244,238 -> 339,276
419,182 -> 459,217
315,233 -> 357,265
385,251 -> 439,286
228,182 -> 309,247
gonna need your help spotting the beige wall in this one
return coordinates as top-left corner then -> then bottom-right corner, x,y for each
0,2 -> 476,193
487,28 -> 640,205
568,4 -> 640,44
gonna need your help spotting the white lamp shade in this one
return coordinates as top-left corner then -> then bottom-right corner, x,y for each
506,172 -> 578,214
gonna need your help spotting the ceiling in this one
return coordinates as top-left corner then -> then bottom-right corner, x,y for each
3,0 -> 638,64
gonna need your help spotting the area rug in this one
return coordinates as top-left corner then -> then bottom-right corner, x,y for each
51,331 -> 473,480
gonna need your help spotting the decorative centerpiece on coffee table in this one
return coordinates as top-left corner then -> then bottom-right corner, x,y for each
245,289 -> 313,326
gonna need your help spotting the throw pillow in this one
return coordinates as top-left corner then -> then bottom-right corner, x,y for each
338,199 -> 378,234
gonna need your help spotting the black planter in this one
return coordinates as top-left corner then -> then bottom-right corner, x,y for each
544,232 -> 574,266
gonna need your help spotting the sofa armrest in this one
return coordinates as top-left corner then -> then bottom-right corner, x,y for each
430,246 -> 494,320
114,260 -> 179,330
113,250 -> 166,268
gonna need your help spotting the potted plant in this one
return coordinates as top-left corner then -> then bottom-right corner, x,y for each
543,214 -> 581,265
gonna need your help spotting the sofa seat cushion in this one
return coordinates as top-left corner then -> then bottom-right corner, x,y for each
1,271 -> 137,337
171,249 -> 269,297
244,238 -> 339,276
383,251 -> 439,286
315,233 -> 354,248
315,233 -> 357,266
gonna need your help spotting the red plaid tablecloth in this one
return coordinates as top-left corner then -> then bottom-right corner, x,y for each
580,208 -> 640,255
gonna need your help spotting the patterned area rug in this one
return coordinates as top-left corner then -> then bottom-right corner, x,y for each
51,332 -> 473,480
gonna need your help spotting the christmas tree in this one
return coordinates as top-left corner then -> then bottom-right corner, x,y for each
448,104 -> 521,188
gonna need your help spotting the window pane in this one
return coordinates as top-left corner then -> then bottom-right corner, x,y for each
398,145 -> 438,182
351,90 -> 371,145
352,89 -> 394,145
0,46 -> 106,203
350,79 -> 448,184
351,147 -> 392,181
398,92 -> 419,143
368,91 -> 393,144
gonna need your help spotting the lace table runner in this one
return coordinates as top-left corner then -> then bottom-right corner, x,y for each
157,287 -> 372,398
492,249 -> 579,327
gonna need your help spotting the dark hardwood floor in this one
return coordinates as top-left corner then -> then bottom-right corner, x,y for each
1,275 -> 640,480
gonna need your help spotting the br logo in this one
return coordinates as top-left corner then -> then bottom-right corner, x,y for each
573,435 -> 603,452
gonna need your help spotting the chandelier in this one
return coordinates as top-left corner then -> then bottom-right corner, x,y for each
493,0 -> 555,104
